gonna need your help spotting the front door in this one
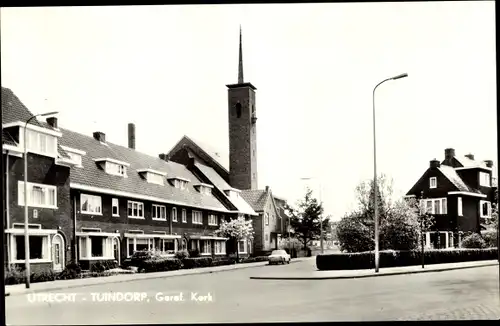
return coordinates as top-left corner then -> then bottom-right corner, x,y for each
113,237 -> 120,265
52,234 -> 65,272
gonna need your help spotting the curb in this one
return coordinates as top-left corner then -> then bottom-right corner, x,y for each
5,259 -> 307,296
250,262 -> 498,280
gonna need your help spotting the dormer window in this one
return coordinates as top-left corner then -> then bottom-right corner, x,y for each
224,188 -> 241,199
168,177 -> 190,190
94,158 -> 130,177
25,128 -> 58,157
429,177 -> 437,189
194,183 -> 213,195
60,146 -> 86,168
479,172 -> 491,187
137,169 -> 167,186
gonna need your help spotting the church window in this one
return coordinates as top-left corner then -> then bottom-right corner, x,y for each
236,103 -> 242,118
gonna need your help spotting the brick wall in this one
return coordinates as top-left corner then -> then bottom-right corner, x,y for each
227,86 -> 257,190
4,152 -> 72,266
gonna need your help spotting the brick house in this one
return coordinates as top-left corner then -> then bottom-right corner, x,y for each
2,87 -> 77,273
56,124 -> 244,269
240,187 -> 283,255
405,148 -> 497,249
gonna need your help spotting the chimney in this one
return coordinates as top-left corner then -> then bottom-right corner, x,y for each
93,131 -> 106,143
46,117 -> 58,129
444,148 -> 455,160
265,185 -> 269,192
465,153 -> 474,160
430,159 -> 440,168
484,160 -> 494,168
128,123 -> 136,150
158,153 -> 169,161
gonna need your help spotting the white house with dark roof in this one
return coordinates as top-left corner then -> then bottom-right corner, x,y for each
405,148 -> 497,249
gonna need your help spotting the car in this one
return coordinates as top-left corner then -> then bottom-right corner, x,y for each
268,249 -> 291,265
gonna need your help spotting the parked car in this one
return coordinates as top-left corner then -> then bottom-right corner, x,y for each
268,249 -> 291,265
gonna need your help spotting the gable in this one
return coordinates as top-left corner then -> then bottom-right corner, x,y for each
406,167 -> 460,197
167,136 -> 230,183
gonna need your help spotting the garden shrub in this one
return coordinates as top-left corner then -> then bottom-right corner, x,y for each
316,248 -> 498,270
336,216 -> 374,253
175,249 -> 190,260
461,233 -> 487,249
482,232 -> 498,248
57,261 -> 83,280
141,258 -> 183,273
182,257 -> 213,269
4,265 -> 25,285
240,256 -> 269,263
188,249 -> 200,258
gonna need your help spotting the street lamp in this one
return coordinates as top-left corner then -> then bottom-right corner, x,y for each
372,73 -> 408,273
300,177 -> 324,254
23,111 -> 58,289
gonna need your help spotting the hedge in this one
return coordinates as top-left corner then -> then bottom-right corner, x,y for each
240,256 -> 270,263
141,258 -> 183,273
182,257 -> 213,269
316,248 -> 498,270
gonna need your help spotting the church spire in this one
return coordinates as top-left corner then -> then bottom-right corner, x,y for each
238,25 -> 244,84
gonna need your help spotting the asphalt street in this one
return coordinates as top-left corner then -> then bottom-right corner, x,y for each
5,258 -> 500,324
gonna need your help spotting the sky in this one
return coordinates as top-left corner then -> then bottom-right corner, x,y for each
1,2 -> 497,220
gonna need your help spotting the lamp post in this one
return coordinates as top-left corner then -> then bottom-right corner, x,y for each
420,191 -> 425,269
23,111 -> 58,289
300,177 -> 324,254
373,73 -> 408,273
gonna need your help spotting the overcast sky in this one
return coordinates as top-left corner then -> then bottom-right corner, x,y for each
1,2 -> 496,220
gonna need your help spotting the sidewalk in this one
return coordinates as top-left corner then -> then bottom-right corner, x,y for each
250,260 -> 499,280
5,257 -> 312,296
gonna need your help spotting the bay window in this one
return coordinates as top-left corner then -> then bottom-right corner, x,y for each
79,236 -> 113,259
201,240 -> 211,255
127,237 -> 177,257
18,181 -> 57,209
25,128 -> 57,157
14,235 -> 49,261
214,241 -> 226,254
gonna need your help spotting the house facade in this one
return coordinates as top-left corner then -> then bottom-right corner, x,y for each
241,187 -> 283,255
2,87 -> 77,273
405,148 -> 496,249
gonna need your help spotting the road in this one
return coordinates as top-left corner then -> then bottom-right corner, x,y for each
5,258 -> 500,324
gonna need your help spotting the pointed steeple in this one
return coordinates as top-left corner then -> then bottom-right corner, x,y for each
238,25 -> 244,84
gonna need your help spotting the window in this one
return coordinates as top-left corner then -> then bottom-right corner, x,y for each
208,214 -> 218,226
236,103 -> 242,118
182,209 -> 187,223
429,177 -> 437,189
25,129 -> 57,156
128,201 -> 144,219
18,182 -> 57,209
265,233 -> 269,241
173,179 -> 188,190
442,198 -> 447,214
147,173 -> 164,185
79,236 -> 113,259
214,241 -> 226,254
201,240 -> 211,255
14,235 -> 48,261
152,204 -> 166,220
192,211 -> 203,224
106,162 -> 127,177
479,172 -> 491,187
479,200 -> 491,218
425,200 -> 433,214
112,198 -> 119,217
172,208 -> 178,222
67,152 -> 82,167
80,194 -> 102,214
265,213 -> 269,226
434,200 -> 441,214
238,239 -> 247,253
458,197 -> 463,216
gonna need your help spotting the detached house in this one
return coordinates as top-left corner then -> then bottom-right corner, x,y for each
2,87 -> 77,273
405,148 -> 497,249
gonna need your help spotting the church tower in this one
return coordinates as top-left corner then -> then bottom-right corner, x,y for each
226,26 -> 258,190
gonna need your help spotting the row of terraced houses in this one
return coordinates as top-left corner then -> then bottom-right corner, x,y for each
2,31 -> 289,272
